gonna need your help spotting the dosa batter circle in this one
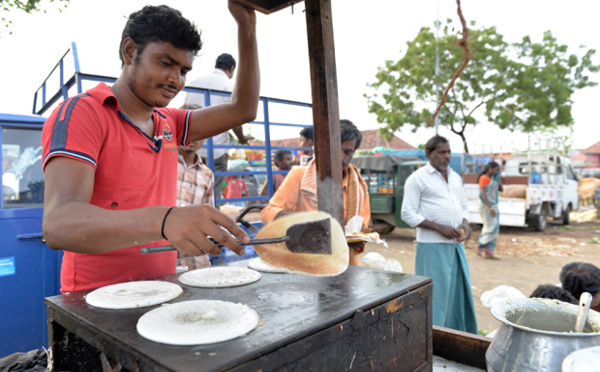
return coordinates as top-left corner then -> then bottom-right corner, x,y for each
85,281 -> 183,309
247,257 -> 289,273
178,266 -> 261,287
136,300 -> 259,345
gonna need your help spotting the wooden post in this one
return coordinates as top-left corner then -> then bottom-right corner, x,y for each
304,0 -> 344,226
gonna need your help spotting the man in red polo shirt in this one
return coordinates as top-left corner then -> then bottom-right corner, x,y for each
41,1 -> 259,293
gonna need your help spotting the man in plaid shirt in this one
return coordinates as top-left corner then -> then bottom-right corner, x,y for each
176,129 -> 215,269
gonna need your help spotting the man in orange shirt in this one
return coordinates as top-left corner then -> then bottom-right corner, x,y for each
261,120 -> 371,265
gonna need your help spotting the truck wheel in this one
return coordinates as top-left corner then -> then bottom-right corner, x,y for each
530,213 -> 547,232
562,205 -> 571,225
371,219 -> 395,235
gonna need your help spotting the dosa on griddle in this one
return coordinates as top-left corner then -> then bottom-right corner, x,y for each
85,281 -> 183,309
254,211 -> 348,276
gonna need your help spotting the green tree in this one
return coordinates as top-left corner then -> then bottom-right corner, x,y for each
1,0 -> 69,31
365,20 -> 599,153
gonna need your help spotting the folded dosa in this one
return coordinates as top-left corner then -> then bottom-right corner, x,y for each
253,211 -> 348,276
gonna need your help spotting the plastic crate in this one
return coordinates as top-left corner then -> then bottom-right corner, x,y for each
209,221 -> 261,266
370,194 -> 394,214
209,245 -> 258,266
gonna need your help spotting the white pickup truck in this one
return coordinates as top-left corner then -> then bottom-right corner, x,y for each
464,154 -> 579,231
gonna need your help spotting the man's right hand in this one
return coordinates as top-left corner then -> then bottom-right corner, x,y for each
434,223 -> 464,240
162,205 -> 250,257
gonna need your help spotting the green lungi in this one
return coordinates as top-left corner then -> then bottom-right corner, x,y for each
416,242 -> 478,334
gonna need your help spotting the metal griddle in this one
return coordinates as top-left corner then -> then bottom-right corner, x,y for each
45,263 -> 433,371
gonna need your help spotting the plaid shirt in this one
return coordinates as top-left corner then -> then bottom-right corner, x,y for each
401,162 -> 469,243
176,153 -> 214,269
177,154 -> 215,208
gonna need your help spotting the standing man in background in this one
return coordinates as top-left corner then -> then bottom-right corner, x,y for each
298,127 -> 314,165
401,135 -> 478,334
184,53 -> 253,200
260,149 -> 294,198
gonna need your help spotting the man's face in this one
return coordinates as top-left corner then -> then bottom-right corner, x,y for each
341,139 -> 357,169
299,136 -> 313,149
276,154 -> 294,171
126,41 -> 194,109
426,141 -> 451,172
178,140 -> 203,154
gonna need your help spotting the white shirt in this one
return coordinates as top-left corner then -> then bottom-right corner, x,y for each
401,162 -> 469,243
184,69 -> 234,159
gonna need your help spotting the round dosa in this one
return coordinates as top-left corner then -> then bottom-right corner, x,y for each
247,257 -> 288,273
254,211 -> 348,276
136,300 -> 259,345
85,281 -> 183,309
178,266 -> 261,288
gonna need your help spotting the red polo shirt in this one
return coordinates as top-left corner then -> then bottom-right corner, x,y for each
42,83 -> 191,293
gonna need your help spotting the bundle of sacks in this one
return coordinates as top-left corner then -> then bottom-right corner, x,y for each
500,184 -> 527,199
578,177 -> 600,209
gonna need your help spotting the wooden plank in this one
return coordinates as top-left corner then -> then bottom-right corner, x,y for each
305,0 -> 344,226
236,0 -> 304,14
432,325 -> 490,369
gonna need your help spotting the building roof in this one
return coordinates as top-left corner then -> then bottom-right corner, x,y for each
253,129 -> 415,151
581,141 -> 600,154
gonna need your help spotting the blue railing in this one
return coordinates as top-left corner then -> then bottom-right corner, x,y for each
33,42 -> 314,207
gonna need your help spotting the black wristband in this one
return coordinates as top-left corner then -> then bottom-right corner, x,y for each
161,207 -> 175,240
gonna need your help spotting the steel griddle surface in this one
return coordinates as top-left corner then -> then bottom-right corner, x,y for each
45,262 -> 430,371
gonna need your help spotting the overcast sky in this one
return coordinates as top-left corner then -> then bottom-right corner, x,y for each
1,0 -> 598,153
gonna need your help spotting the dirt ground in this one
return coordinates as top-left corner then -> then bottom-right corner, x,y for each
362,218 -> 600,334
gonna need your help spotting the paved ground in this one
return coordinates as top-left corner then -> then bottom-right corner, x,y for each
362,219 -> 600,334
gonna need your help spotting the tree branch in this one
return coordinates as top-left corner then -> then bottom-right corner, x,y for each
427,0 -> 471,127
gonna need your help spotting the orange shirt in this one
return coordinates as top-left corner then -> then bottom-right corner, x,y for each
261,166 -> 371,229
479,174 -> 491,188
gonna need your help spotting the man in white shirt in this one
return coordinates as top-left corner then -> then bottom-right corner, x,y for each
184,53 -> 252,199
401,135 -> 478,334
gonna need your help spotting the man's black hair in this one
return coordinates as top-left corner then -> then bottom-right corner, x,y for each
120,5 -> 202,65
340,119 -> 362,150
299,127 -> 314,141
216,53 -> 236,71
530,284 -> 578,305
560,262 -> 600,299
274,150 -> 292,164
425,135 -> 449,154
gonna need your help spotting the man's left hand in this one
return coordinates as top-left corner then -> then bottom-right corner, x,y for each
457,221 -> 470,243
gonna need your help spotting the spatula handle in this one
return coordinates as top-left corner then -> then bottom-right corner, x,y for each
140,236 -> 288,254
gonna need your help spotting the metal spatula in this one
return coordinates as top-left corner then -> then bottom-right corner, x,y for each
141,218 -> 332,255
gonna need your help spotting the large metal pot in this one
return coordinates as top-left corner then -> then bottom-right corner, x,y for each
486,298 -> 600,372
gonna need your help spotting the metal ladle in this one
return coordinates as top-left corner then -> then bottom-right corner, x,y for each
575,292 -> 593,333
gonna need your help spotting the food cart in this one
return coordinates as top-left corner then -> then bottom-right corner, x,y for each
38,1 -> 493,371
